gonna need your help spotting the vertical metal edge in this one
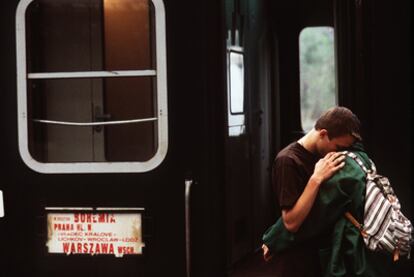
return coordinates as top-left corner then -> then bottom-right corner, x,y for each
185,179 -> 193,277
0,190 -> 4,218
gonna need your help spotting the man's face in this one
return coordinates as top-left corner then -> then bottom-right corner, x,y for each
315,130 -> 355,157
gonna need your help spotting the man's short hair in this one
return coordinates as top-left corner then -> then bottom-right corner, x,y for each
314,106 -> 362,140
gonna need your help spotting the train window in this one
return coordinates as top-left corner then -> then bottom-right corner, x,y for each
227,48 -> 246,137
0,190 -> 4,218
299,26 -> 337,132
229,51 -> 245,115
16,0 -> 168,173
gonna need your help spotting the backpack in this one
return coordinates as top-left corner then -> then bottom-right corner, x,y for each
343,151 -> 412,261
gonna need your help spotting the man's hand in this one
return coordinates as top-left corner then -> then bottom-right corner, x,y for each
262,244 -> 273,262
311,152 -> 346,185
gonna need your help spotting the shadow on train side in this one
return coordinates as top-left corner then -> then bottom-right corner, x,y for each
0,0 -> 411,276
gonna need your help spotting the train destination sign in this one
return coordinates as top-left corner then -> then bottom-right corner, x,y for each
47,213 -> 144,257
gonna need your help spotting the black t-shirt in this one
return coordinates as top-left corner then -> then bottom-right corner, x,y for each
272,142 -> 318,209
271,142 -> 322,277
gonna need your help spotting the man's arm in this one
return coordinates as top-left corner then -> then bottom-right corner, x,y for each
282,152 -> 345,233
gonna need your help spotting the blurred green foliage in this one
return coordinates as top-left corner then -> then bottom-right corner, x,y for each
299,27 -> 336,131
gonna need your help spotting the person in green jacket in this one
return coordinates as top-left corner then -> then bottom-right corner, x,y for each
262,142 -> 393,276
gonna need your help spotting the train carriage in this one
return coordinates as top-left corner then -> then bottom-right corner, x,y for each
0,0 -> 411,276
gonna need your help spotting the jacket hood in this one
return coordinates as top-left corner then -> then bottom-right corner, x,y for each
347,142 -> 365,152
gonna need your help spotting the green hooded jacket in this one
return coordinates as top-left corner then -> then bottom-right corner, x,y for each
262,143 -> 392,277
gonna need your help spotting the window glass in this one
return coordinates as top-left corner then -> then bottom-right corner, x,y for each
17,0 -> 167,173
229,51 -> 244,114
26,0 -> 155,72
227,48 -> 245,137
225,0 -> 246,139
226,2 -> 246,138
27,77 -> 157,162
299,26 -> 337,132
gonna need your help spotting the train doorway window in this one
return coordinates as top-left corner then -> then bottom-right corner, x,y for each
299,26 -> 337,132
227,48 -> 246,137
16,0 -> 168,173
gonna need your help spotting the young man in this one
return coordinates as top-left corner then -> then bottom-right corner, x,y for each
262,106 -> 362,276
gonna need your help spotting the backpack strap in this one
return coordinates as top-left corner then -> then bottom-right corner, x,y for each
342,151 -> 370,239
342,151 -> 376,176
344,212 -> 368,238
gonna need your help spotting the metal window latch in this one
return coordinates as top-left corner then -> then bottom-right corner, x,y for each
0,190 -> 4,218
94,106 -> 112,132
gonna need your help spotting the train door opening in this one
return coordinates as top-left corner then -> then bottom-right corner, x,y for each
223,0 -> 275,274
224,0 -> 338,276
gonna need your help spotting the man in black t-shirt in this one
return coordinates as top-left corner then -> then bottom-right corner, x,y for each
262,106 -> 362,276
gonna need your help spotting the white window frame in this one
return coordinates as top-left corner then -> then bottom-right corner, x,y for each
15,0 -> 168,174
